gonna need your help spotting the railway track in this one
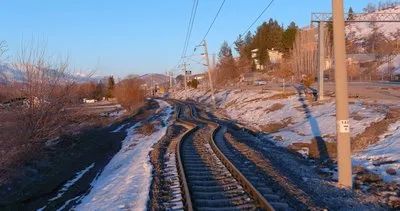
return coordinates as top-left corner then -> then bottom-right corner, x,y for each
175,103 -> 275,210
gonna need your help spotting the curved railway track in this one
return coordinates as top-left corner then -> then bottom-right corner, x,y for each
174,102 -> 275,210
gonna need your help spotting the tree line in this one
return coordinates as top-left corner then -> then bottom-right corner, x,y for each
213,19 -> 299,86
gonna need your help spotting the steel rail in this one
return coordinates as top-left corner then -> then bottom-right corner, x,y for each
186,104 -> 275,211
174,106 -> 196,211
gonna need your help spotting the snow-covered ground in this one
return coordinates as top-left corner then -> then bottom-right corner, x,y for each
74,99 -> 173,210
353,121 -> 400,184
172,89 -> 385,146
171,88 -> 399,184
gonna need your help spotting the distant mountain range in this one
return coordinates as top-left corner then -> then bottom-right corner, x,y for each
0,63 -> 103,84
138,73 -> 170,86
0,63 -> 171,85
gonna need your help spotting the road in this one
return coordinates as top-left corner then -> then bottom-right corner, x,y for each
322,81 -> 400,101
224,81 -> 400,101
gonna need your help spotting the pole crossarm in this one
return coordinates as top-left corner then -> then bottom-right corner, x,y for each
311,12 -> 400,22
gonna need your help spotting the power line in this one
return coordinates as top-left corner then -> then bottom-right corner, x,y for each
181,0 -> 199,59
181,0 -> 196,58
228,0 -> 275,48
241,0 -> 274,36
185,0 -> 199,56
199,0 -> 226,44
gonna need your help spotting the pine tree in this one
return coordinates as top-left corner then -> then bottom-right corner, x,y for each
234,35 -> 245,56
216,41 -> 238,83
106,76 -> 115,98
283,21 -> 298,54
347,7 -> 355,21
218,41 -> 233,59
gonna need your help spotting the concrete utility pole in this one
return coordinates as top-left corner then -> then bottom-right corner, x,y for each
212,54 -> 216,69
318,22 -> 325,101
183,62 -> 187,90
202,39 -> 216,106
169,71 -> 173,88
332,0 -> 352,188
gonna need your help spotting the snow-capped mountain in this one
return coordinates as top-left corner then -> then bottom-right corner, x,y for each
0,63 -> 103,83
0,63 -> 24,83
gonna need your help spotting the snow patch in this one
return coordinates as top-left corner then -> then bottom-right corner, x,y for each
74,99 -> 172,210
353,121 -> 400,184
171,89 -> 385,147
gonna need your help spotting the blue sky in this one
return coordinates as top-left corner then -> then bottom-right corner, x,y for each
0,0 -> 381,77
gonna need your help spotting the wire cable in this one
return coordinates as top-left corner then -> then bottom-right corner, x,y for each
199,0 -> 226,44
241,0 -> 274,36
181,0 -> 199,59
228,0 -> 275,48
181,0 -> 196,58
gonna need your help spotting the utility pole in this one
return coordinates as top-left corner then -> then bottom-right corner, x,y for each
202,40 -> 216,106
212,54 -> 216,69
318,22 -> 325,101
169,71 -> 173,88
183,62 -> 188,90
332,0 -> 352,188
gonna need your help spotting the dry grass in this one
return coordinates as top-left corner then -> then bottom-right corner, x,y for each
288,108 -> 400,159
137,122 -> 156,136
288,140 -> 337,159
266,92 -> 296,100
264,103 -> 284,113
259,118 -> 292,133
0,102 -> 130,186
352,108 -> 400,152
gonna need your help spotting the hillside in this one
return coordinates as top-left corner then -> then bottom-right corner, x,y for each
346,5 -> 400,40
138,73 -> 169,86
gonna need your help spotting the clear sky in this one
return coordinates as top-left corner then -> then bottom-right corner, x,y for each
0,0 -> 382,77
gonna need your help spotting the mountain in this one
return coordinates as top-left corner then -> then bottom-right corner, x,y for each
0,63 -> 24,83
138,73 -> 169,86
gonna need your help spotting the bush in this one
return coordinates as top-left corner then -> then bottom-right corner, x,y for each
113,78 -> 145,112
189,79 -> 199,89
302,74 -> 315,87
137,122 -> 155,136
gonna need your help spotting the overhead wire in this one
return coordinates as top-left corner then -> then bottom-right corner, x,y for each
228,0 -> 275,48
181,0 -> 199,59
199,0 -> 226,44
240,0 -> 275,36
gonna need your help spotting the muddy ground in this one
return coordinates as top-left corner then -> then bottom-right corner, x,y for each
0,100 -> 159,210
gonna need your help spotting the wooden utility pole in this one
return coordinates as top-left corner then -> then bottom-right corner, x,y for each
332,0 -> 352,188
202,39 -> 216,106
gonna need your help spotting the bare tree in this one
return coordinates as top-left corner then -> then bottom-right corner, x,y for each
214,41 -> 240,86
10,41 -> 76,141
291,27 -> 318,82
273,58 -> 294,92
347,62 -> 361,81
377,38 -> 397,79
0,41 -> 8,83
113,77 -> 145,112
